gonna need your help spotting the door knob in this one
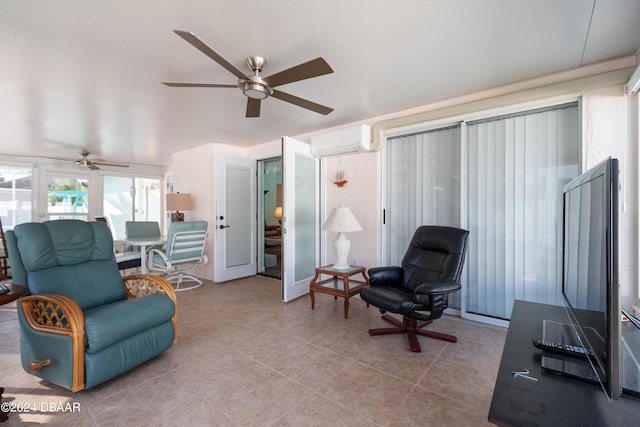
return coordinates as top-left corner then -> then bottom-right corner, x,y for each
219,225 -> 230,229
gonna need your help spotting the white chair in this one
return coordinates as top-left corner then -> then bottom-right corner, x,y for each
148,221 -> 208,291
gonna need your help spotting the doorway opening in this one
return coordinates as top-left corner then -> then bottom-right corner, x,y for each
258,158 -> 282,279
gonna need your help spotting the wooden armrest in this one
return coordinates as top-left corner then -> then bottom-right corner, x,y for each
19,293 -> 86,391
19,294 -> 84,337
122,274 -> 178,342
122,274 -> 177,302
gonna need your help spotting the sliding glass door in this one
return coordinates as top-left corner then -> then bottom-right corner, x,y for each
383,102 -> 579,322
465,103 -> 579,321
46,173 -> 90,221
103,176 -> 162,239
384,125 -> 462,309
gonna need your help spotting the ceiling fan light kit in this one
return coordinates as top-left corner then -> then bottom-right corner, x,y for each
163,30 -> 334,118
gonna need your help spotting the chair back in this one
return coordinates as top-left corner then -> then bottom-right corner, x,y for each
6,220 -> 126,310
163,221 -> 208,263
125,221 -> 161,239
401,226 -> 469,291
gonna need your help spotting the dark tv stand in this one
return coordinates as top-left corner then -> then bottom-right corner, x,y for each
489,300 -> 639,426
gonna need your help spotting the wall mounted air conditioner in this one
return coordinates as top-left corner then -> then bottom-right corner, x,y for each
310,124 -> 371,157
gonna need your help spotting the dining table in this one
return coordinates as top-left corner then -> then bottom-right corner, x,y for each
118,236 -> 166,274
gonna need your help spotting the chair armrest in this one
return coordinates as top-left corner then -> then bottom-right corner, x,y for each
368,266 -> 403,287
122,274 -> 178,342
148,248 -> 171,269
19,294 -> 85,337
19,293 -> 86,391
414,281 -> 461,295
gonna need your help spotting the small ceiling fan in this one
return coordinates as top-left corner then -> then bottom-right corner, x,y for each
162,30 -> 334,118
73,150 -> 129,170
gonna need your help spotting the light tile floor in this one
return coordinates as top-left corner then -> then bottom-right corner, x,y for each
0,276 -> 507,426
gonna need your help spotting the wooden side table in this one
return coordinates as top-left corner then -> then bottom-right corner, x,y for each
309,265 -> 369,319
0,283 -> 27,306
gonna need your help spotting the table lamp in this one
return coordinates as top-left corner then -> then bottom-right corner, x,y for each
322,204 -> 362,269
166,192 -> 191,222
274,206 -> 283,225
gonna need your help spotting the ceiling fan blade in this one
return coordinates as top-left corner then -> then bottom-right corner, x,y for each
246,98 -> 261,118
173,30 -> 248,80
264,57 -> 333,88
92,161 -> 129,168
271,90 -> 333,115
87,164 -> 100,171
162,82 -> 237,88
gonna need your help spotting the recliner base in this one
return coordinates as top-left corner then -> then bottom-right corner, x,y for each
369,315 -> 457,352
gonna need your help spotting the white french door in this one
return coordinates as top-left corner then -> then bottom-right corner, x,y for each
281,136 -> 320,302
213,154 -> 257,282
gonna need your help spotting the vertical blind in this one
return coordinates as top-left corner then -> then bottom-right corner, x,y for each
465,104 -> 579,319
384,102 -> 579,321
385,125 -> 462,308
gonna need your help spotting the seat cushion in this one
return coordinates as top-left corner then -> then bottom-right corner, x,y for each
84,294 -> 175,354
360,286 -> 426,316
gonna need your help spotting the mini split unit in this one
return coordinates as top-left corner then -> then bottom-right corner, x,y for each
310,125 -> 371,157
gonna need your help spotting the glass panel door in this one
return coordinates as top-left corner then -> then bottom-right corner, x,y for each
383,102 -> 580,323
46,173 -> 90,221
103,176 -> 162,239
282,136 -> 319,302
103,176 -> 133,239
0,166 -> 33,228
465,104 -> 579,320
384,125 -> 462,308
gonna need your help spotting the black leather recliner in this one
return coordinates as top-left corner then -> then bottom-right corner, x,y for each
360,226 -> 469,352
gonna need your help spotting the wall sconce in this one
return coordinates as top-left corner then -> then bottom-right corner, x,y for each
333,157 -> 347,187
149,183 -> 160,197
166,192 -> 191,222
334,170 -> 347,187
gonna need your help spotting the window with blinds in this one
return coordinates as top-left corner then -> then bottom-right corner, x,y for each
383,101 -> 580,321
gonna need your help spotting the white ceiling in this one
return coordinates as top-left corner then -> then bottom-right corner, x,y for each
0,0 -> 639,167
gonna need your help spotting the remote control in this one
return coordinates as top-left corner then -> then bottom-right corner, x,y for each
532,338 -> 595,359
0,284 -> 9,295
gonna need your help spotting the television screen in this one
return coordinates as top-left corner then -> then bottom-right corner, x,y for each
561,157 -> 620,399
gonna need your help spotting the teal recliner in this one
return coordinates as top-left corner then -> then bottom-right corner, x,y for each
6,220 -> 177,392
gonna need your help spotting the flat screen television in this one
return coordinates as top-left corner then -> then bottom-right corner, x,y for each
561,157 -> 620,399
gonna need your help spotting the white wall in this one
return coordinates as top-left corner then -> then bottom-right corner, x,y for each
320,152 -> 380,269
172,68 -> 639,311
583,85 -> 638,310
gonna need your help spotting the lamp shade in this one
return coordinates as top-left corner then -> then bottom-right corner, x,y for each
322,205 -> 362,232
166,193 -> 191,211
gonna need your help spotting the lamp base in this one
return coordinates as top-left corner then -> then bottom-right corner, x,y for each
171,212 -> 184,222
332,232 -> 351,270
332,262 -> 351,270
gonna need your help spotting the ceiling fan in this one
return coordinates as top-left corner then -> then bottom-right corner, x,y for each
72,150 -> 129,170
162,30 -> 334,118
